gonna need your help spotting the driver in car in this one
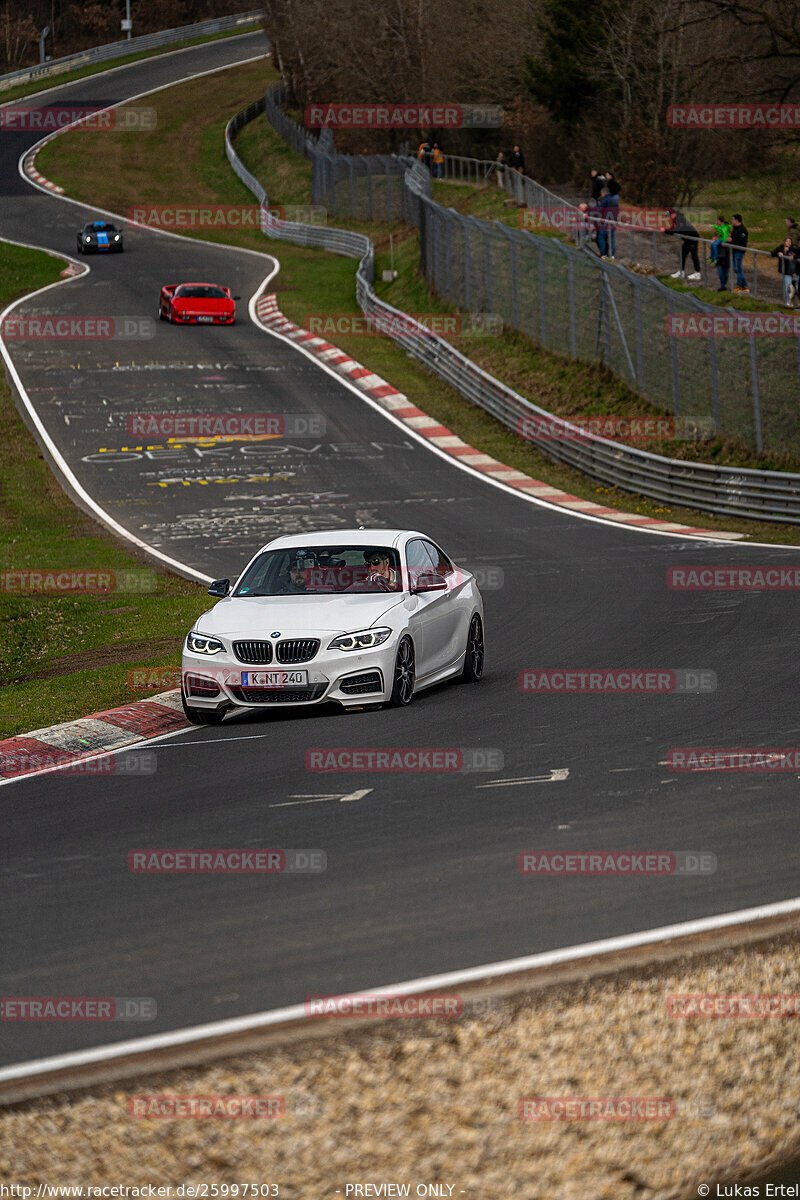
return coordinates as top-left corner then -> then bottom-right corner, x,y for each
363,549 -> 398,589
279,561 -> 309,593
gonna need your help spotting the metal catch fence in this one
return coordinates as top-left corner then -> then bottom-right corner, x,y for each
223,88 -> 800,524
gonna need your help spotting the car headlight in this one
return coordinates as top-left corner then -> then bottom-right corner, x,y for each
84,236 -> 91,243
113,234 -> 120,242
186,631 -> 226,655
328,627 -> 392,651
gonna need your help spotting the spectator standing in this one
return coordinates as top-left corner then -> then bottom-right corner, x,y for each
592,201 -> 608,257
605,170 -> 621,197
431,142 -> 444,179
784,216 -> 800,251
417,139 -> 432,170
599,184 -> 620,260
771,235 -> 798,306
715,238 -> 730,291
576,202 -> 593,249
590,169 -> 605,202
508,144 -> 525,174
495,150 -> 505,188
661,208 -> 701,280
709,216 -> 731,265
729,214 -> 749,293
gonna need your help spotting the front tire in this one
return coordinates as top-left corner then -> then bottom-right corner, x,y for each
181,689 -> 227,726
461,613 -> 484,682
387,636 -> 415,707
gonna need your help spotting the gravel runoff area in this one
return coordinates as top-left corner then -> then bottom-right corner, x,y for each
2,929 -> 800,1199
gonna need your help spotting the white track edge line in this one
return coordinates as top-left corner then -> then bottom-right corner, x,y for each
2,894 -> 799,1084
0,721 -> 196,790
248,288 -> 800,551
2,47 -> 800,1088
4,50 -> 281,586
14,50 -> 800,552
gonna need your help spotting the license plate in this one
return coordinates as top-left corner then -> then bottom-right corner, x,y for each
241,670 -> 308,687
197,316 -> 214,323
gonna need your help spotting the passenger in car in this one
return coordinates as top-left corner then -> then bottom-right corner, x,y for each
363,549 -> 398,589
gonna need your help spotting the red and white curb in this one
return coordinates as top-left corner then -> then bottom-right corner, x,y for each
23,145 -> 65,194
0,691 -> 186,781
254,294 -> 738,539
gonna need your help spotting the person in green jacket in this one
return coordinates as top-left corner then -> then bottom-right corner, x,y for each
710,216 -> 731,265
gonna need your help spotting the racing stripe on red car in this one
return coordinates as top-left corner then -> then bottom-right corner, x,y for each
253,293 -> 731,539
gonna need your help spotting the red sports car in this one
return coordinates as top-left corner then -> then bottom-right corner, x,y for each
159,282 -> 237,325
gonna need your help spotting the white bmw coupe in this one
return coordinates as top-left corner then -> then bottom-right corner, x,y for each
181,528 -> 485,724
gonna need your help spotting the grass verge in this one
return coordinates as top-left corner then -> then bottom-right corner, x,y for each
32,59 -> 800,554
0,242 -> 209,739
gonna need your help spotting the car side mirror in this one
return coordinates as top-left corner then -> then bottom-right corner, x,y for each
411,572 -> 447,593
207,578 -> 230,598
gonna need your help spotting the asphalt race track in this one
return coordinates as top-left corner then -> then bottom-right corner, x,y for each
2,33 -> 800,1067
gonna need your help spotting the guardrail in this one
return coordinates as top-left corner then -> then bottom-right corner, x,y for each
224,91 -> 800,525
0,10 -> 263,94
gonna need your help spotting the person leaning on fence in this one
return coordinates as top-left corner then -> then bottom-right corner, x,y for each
715,237 -> 731,291
771,236 -> 798,307
508,145 -> 525,174
729,214 -> 749,293
417,139 -> 432,170
431,142 -> 444,179
495,150 -> 505,187
590,169 -> 605,202
577,202 -> 593,249
784,216 -> 800,252
587,200 -> 604,254
661,208 -> 701,281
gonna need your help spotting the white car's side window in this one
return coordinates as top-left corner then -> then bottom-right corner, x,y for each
423,541 -> 454,576
406,539 -> 436,588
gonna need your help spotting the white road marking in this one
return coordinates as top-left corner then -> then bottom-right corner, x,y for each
6,895 -> 800,1091
270,796 -> 339,808
339,788 -> 373,803
476,768 -> 569,788
270,788 -> 373,808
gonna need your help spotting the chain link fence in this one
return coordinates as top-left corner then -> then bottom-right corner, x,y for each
228,88 -> 800,520
442,154 -> 782,304
263,84 -> 800,459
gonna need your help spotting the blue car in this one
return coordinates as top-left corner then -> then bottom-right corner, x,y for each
77,221 -> 123,254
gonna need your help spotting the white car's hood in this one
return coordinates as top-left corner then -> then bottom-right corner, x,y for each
194,593 -> 405,638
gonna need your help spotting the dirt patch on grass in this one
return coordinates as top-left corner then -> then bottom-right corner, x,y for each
13,637 -> 180,683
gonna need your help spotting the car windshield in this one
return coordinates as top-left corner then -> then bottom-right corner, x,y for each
87,223 -> 116,232
176,285 -> 227,299
234,546 -> 402,596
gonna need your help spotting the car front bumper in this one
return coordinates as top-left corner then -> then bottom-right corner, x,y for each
172,311 -> 235,324
181,638 -> 398,711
